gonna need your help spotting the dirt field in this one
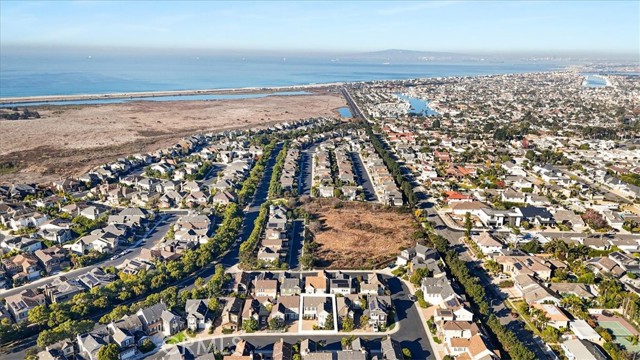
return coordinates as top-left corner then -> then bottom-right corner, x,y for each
0,93 -> 346,184
304,199 -> 415,269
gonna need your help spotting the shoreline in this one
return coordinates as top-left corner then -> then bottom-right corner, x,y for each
0,68 -> 570,105
0,82 -> 345,105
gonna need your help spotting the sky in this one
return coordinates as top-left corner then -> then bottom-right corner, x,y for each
1,0 -> 639,56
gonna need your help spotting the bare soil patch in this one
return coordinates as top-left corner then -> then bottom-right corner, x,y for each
304,199 -> 415,269
0,94 -> 346,184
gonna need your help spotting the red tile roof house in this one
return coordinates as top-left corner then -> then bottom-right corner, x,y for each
445,191 -> 473,205
434,150 -> 452,162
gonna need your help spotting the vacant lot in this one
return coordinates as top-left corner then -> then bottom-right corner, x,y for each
304,199 -> 415,269
0,93 -> 346,184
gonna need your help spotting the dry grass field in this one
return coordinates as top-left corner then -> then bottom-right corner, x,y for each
0,93 -> 346,184
304,199 -> 415,269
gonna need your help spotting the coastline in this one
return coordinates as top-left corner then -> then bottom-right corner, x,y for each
0,82 -> 345,105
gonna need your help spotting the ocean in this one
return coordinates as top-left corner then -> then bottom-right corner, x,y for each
0,49 -> 560,98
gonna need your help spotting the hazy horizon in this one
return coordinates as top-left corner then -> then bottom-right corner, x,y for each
2,44 -> 638,62
1,1 -> 638,57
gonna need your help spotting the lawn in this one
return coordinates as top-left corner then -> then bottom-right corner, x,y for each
165,332 -> 187,345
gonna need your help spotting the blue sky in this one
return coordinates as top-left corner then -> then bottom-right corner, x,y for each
1,0 -> 638,55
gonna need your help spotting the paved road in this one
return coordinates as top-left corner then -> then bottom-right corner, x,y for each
298,144 -> 318,196
0,212 -> 179,299
288,220 -> 304,270
148,276 -> 435,360
221,143 -> 283,269
420,200 -> 553,360
341,87 -> 366,120
350,151 -> 377,202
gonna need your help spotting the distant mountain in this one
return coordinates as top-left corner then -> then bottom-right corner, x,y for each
344,49 -> 481,63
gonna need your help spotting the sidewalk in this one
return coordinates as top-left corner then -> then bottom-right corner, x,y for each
164,320 -> 402,349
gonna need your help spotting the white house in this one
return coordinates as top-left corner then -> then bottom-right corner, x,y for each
473,232 -> 504,255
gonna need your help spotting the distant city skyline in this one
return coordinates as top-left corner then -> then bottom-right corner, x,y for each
1,0 -> 639,56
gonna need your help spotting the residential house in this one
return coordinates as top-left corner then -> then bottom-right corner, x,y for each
359,273 -> 386,296
380,337 -> 403,360
77,327 -> 110,360
233,271 -> 252,295
473,232 -> 504,255
136,302 -> 168,335
272,339 -> 294,360
269,295 -> 300,324
106,323 -> 137,360
219,297 -> 244,330
280,276 -> 302,296
302,297 -> 332,328
252,278 -> 278,299
37,339 -> 77,360
1,237 -> 43,254
518,206 -> 555,226
515,274 -> 560,305
44,276 -> 86,303
329,272 -> 353,295
561,339 -> 608,360
185,298 -> 214,331
366,295 -> 392,330
5,289 -> 46,322
570,320 -> 601,342
35,246 -> 70,274
305,271 -> 328,294
532,303 -> 570,329
444,334 -> 500,360
421,277 -> 458,308
78,267 -> 117,289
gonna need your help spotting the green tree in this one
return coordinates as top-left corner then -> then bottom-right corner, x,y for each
410,268 -> 430,285
98,343 -> 120,360
139,338 -> 156,353
268,317 -> 284,330
520,240 -> 540,254
323,313 -> 334,330
341,316 -> 355,332
27,304 -> 50,328
541,326 -> 561,343
484,260 -> 501,274
464,212 -> 472,239
208,298 -> 219,313
242,317 -> 258,333
299,252 -> 314,270
402,348 -> 412,360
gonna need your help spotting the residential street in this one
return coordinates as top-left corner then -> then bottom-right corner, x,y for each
350,151 -> 378,201
420,199 -> 555,360
297,144 -> 317,196
148,275 -> 435,360
288,219 -> 304,270
0,211 -> 179,299
220,142 -> 283,269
